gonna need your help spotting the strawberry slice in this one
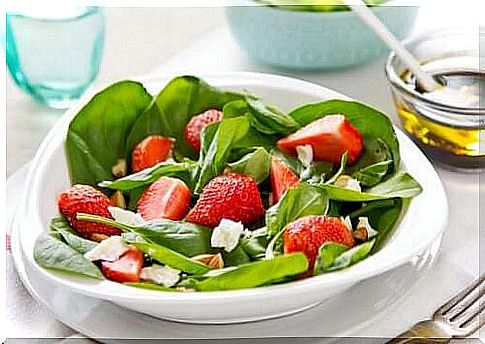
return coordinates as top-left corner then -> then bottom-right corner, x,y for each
101,246 -> 144,283
277,114 -> 363,165
184,109 -> 223,152
137,177 -> 191,221
270,157 -> 300,204
131,135 -> 174,173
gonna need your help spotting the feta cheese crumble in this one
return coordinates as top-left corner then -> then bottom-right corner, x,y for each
108,206 -> 146,226
296,145 -> 313,167
334,175 -> 361,192
84,236 -> 129,262
211,219 -> 244,252
140,265 -> 180,287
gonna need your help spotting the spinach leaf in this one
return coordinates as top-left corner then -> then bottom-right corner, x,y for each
324,152 -> 348,185
266,182 -> 329,236
127,186 -> 145,211
50,217 -> 97,254
348,199 -> 406,252
223,245 -> 251,266
313,242 -> 349,272
98,160 -> 197,191
223,99 -> 249,118
195,253 -> 308,291
126,76 -> 243,160
76,214 -> 212,257
124,282 -> 177,291
34,233 -> 103,279
314,240 -> 375,274
227,147 -> 270,183
240,228 -> 269,260
66,81 -> 152,186
131,242 -> 210,275
245,96 -> 300,135
289,99 -> 400,172
316,172 -> 422,201
353,160 -> 393,187
194,116 -> 251,193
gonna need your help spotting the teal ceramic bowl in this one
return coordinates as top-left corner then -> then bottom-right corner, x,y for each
226,1 -> 419,70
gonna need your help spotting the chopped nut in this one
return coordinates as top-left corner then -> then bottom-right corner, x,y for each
176,287 -> 196,292
353,217 -> 378,242
90,233 -> 110,242
191,253 -> 224,269
112,159 -> 127,178
110,191 -> 126,209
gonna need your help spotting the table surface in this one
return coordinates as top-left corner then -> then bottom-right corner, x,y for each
5,2 -> 484,342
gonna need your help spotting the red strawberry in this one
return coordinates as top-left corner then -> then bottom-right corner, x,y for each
186,173 -> 265,228
58,185 -> 121,241
184,109 -> 223,152
284,215 -> 355,277
101,246 -> 144,283
137,177 -> 191,221
277,114 -> 363,165
270,157 -> 300,204
131,135 -> 174,173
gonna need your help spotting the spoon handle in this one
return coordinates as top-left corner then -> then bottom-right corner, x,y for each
342,0 -> 441,92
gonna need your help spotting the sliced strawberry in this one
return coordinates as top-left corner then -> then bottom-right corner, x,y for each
137,177 -> 191,221
131,135 -> 174,173
277,114 -> 363,165
58,184 -> 121,241
270,157 -> 300,204
184,109 -> 223,152
284,215 -> 355,278
101,246 -> 144,283
186,173 -> 265,228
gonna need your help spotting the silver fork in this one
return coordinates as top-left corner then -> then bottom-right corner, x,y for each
387,275 -> 484,343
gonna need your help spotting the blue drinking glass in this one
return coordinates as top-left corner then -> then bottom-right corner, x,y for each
5,7 -> 105,108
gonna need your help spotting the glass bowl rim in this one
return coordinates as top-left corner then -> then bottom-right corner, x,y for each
385,26 -> 484,114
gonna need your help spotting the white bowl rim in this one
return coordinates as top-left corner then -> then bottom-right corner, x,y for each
20,71 -> 448,303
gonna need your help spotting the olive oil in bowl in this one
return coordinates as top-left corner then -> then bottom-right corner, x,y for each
386,28 -> 483,170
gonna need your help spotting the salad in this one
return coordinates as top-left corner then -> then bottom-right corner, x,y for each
256,0 -> 388,12
34,76 -> 422,292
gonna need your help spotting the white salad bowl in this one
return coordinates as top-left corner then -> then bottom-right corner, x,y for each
18,72 -> 448,324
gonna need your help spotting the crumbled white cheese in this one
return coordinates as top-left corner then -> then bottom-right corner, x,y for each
342,216 -> 353,232
84,236 -> 129,262
211,219 -> 245,252
334,175 -> 361,192
140,265 -> 180,287
296,145 -> 314,167
108,206 -> 145,226
356,217 -> 378,239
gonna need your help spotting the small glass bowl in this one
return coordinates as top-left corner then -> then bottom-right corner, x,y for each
385,27 -> 484,170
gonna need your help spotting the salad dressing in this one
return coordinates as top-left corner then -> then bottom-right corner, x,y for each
396,61 -> 484,169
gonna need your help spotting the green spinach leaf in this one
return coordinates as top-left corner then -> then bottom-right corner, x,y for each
353,160 -> 393,187
194,116 -> 251,193
196,253 -> 308,291
126,76 -> 243,160
266,182 -> 329,236
66,81 -> 152,186
50,217 -> 97,254
227,147 -> 270,183
316,172 -> 422,201
245,96 -> 300,135
130,242 -> 210,275
314,240 -> 375,274
34,233 -> 103,279
98,160 -> 197,191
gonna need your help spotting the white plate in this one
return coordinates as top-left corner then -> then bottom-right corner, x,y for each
18,72 -> 448,323
11,207 -> 443,341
